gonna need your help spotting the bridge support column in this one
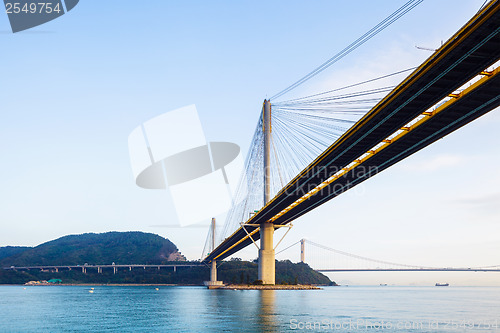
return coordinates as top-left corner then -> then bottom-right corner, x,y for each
259,99 -> 275,285
211,260 -> 217,282
259,222 -> 275,284
204,260 -> 223,288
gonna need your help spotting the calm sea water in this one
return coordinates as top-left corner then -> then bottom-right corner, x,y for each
0,286 -> 499,332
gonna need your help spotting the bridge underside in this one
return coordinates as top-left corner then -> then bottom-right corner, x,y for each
204,1 -> 500,264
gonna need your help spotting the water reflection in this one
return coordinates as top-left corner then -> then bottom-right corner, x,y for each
2,286 -> 500,332
258,290 -> 277,331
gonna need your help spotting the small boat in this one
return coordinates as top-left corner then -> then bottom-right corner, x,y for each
155,288 -> 159,291
90,288 -> 94,290
435,283 -> 449,286
89,290 -> 94,293
380,283 -> 388,286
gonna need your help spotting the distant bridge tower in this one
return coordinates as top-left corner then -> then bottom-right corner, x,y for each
300,239 -> 305,263
259,99 -> 275,285
205,218 -> 223,287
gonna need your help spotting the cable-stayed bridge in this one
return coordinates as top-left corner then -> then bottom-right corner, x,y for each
276,239 -> 500,273
202,1 -> 500,285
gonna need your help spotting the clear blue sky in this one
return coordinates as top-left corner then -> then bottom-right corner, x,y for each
1,1 -> 499,285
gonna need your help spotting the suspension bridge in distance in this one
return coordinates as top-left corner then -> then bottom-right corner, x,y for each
276,239 -> 500,273
202,1 -> 500,285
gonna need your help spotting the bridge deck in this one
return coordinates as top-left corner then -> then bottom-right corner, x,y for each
204,0 -> 500,263
3,264 -> 201,270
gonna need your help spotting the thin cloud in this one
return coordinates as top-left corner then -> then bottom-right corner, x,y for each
451,193 -> 500,207
400,154 -> 466,172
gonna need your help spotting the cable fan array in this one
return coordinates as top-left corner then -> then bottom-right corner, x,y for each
209,100 -> 366,250
215,115 -> 266,249
201,221 -> 216,260
200,68 -> 417,259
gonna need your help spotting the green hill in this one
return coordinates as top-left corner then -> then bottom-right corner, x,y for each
0,246 -> 32,260
0,232 -> 335,286
0,232 -> 185,267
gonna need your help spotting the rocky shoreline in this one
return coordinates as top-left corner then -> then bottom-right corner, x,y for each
209,284 -> 322,290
